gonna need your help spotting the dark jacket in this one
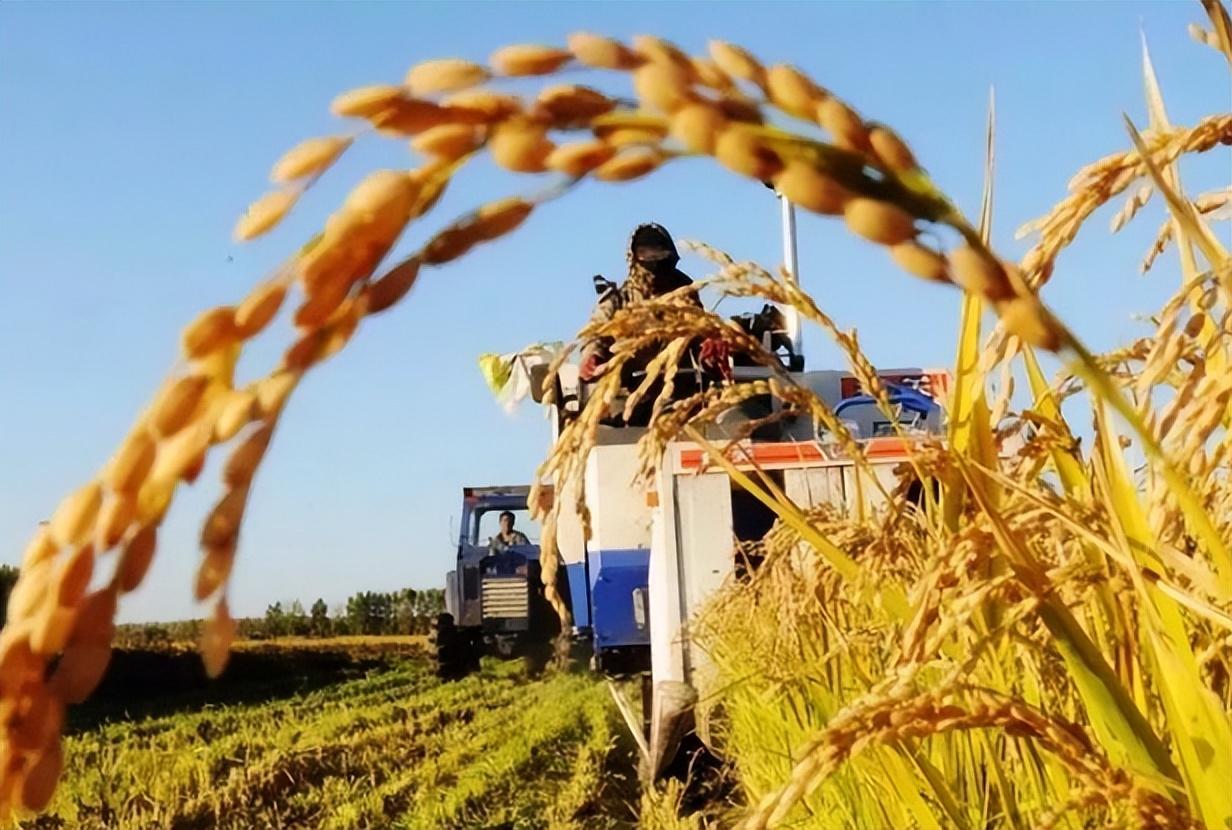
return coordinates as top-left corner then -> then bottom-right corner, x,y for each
579,224 -> 701,375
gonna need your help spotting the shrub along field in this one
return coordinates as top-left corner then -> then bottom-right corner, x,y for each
18,640 -> 637,830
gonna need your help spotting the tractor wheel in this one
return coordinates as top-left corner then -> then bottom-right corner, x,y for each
431,613 -> 471,680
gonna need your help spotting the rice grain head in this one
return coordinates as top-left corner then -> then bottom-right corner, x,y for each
766,64 -> 826,120
546,141 -> 617,177
670,103 -> 728,154
842,198 -> 917,245
233,190 -> 298,242
364,257 -> 421,315
270,135 -> 352,183
330,84 -> 405,118
567,32 -> 641,70
181,306 -> 239,360
715,126 -> 783,180
709,40 -> 766,88
49,483 -> 103,549
632,61 -> 695,113
593,148 -> 665,182
489,120 -> 554,173
404,59 -> 489,96
890,241 -> 950,283
490,44 -> 572,76
105,430 -> 157,495
774,161 -> 851,215
536,84 -> 616,125
410,124 -> 483,160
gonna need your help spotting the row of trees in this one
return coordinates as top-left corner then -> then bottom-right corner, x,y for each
259,588 -> 446,638
110,586 -> 445,647
0,564 -> 444,644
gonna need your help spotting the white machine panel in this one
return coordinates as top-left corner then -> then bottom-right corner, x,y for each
671,473 -> 733,687
585,443 -> 652,553
784,467 -> 845,510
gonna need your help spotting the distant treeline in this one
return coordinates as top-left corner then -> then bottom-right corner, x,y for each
0,567 -> 444,645
122,587 -> 446,648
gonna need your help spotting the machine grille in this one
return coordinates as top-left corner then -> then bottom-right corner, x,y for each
481,576 -> 528,619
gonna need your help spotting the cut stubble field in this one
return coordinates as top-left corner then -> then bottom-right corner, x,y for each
18,637 -> 638,830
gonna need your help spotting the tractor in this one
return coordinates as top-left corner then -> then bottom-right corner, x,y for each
433,486 -> 570,678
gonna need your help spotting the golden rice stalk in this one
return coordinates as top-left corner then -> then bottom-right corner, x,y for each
472,197 -> 534,241
181,306 -> 239,360
816,97 -> 870,152
891,241 -> 950,283
364,256 -> 421,315
233,189 -> 298,242
96,493 -> 135,550
489,119 -> 553,173
201,599 -> 235,678
949,245 -> 1015,301
842,197 -> 917,245
369,98 -> 454,137
17,740 -> 62,813
104,429 -> 156,495
567,32 -> 640,69
593,148 -> 665,182
868,126 -> 918,172
149,375 -> 210,438
213,389 -> 256,443
330,84 -> 405,118
48,642 -> 110,706
1018,114 -> 1232,287
20,529 -> 56,570
535,84 -> 616,126
114,525 -> 156,594
404,58 -> 489,96
632,62 -> 695,113
223,423 -> 275,489
489,44 -> 572,76
52,547 -> 92,611
774,161 -> 851,215
254,371 -> 298,419
766,64 -> 827,120
632,35 -> 694,73
691,57 -> 735,93
441,89 -> 523,122
194,543 -> 235,601
49,482 -> 102,549
270,135 -> 352,183
200,486 -> 249,550
410,123 -> 483,160
546,140 -> 616,177
670,103 -> 728,154
709,40 -> 766,88
234,278 -> 288,339
715,126 -> 782,179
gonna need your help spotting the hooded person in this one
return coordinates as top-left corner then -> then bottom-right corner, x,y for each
578,223 -> 702,384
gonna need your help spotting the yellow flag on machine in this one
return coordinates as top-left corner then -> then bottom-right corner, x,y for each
478,342 -> 564,414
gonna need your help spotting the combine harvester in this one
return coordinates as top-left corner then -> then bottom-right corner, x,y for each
438,195 -> 949,781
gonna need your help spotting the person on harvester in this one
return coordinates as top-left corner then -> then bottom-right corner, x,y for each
578,224 -> 731,423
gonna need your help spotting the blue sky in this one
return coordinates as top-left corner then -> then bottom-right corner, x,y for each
1,2 -> 1227,622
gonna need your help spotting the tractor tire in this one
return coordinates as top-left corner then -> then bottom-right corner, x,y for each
431,613 -> 472,681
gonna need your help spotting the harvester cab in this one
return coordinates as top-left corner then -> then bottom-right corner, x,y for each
435,486 -> 562,678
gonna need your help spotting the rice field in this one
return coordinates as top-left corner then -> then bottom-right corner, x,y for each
16,642 -> 636,830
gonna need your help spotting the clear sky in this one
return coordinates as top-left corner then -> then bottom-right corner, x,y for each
1,2 -> 1227,623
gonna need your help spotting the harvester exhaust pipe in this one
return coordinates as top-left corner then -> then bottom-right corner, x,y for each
776,188 -> 804,362
763,181 -> 803,359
